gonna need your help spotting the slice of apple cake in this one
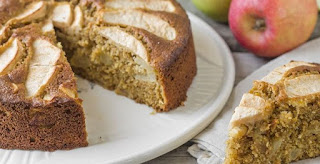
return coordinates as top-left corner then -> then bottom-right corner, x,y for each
225,61 -> 320,163
0,1 -> 87,151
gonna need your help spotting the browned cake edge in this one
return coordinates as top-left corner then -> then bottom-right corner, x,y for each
158,36 -> 196,111
0,100 -> 88,151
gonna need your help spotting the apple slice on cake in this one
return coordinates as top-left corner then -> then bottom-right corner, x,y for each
226,61 -> 320,163
0,23 -> 87,151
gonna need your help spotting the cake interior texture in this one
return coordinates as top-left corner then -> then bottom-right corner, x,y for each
0,100 -> 87,150
55,0 -> 196,111
57,28 -> 165,110
225,62 -> 320,163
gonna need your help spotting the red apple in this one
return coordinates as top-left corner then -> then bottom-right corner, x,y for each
229,0 -> 318,57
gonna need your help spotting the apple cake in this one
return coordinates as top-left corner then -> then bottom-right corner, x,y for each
0,0 -> 195,151
225,61 -> 320,163
55,0 -> 196,111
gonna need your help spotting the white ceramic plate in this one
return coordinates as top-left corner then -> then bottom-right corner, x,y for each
0,12 -> 235,164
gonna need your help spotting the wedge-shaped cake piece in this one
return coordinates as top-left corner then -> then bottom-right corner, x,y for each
0,24 -> 87,151
225,61 -> 320,163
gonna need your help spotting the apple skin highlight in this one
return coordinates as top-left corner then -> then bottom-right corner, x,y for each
228,0 -> 318,57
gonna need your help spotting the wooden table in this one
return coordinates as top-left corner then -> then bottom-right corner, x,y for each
145,1 -> 320,163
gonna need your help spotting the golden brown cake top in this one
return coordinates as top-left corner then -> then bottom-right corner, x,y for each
0,0 -> 43,25
0,0 -> 23,24
0,2 -> 81,106
229,61 -> 320,131
0,0 -> 194,108
0,0 -> 193,73
0,0 -> 192,60
75,0 -> 193,72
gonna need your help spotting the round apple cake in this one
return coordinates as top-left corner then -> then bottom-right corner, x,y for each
0,0 -> 196,151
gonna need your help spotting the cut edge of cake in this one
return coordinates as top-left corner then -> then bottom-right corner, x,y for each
225,61 -> 320,163
55,0 -> 196,111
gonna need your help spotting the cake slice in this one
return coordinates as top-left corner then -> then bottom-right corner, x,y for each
225,61 -> 320,163
0,1 -> 88,150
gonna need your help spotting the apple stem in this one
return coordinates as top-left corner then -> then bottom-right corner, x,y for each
253,18 -> 266,31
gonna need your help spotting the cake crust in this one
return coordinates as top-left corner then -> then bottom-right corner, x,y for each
125,9 -> 196,110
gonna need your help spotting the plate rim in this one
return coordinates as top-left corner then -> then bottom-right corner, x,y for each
106,12 -> 236,164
